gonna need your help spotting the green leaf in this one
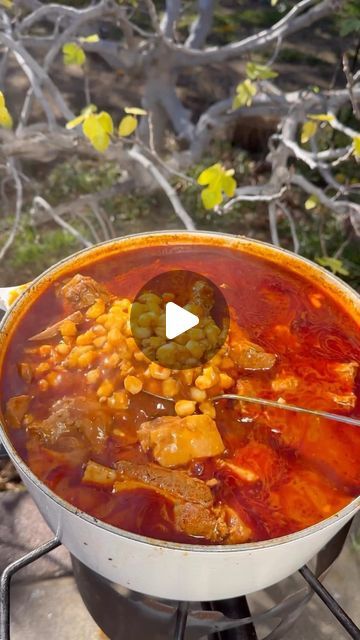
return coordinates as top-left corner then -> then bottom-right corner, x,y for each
124,106 -> 147,116
316,257 -> 349,276
304,195 -> 319,210
301,120 -> 318,144
352,136 -> 360,158
308,113 -> 334,122
62,42 -> 86,66
79,34 -> 100,43
246,62 -> 278,81
232,79 -> 257,109
197,163 -> 222,186
118,114 -> 138,137
201,187 -> 223,210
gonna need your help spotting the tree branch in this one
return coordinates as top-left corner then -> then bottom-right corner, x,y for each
185,0 -> 216,49
172,0 -> 338,66
128,146 -> 196,230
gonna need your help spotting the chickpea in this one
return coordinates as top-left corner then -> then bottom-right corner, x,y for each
78,351 -> 95,368
60,320 -> 77,337
86,298 -> 106,319
97,380 -> 114,398
219,372 -> 234,389
86,368 -> 100,384
199,401 -> 216,419
138,311 -> 158,328
162,377 -> 179,397
189,386 -> 207,402
175,400 -> 196,417
148,362 -> 171,380
124,375 -> 143,395
108,390 -> 129,410
108,327 -> 123,345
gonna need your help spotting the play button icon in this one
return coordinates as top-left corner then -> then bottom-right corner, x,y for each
165,302 -> 199,340
130,269 -> 229,369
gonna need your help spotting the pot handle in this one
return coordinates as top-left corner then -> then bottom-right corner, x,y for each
0,284 -> 29,312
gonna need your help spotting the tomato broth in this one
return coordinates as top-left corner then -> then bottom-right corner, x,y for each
1,241 -> 360,545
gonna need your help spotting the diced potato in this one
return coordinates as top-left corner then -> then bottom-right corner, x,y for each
82,460 -> 116,487
138,414 -> 224,467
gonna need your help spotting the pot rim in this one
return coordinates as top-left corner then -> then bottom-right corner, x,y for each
1,229 -> 359,554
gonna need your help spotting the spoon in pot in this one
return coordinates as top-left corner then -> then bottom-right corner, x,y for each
143,390 -> 360,428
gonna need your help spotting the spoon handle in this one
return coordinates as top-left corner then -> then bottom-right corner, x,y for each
212,394 -> 360,428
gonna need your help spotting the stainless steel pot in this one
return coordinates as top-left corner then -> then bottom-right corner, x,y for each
0,231 -> 359,601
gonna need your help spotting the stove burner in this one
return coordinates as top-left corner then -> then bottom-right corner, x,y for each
1,521 -> 360,640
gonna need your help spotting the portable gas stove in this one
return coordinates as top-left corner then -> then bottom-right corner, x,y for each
0,458 -> 359,640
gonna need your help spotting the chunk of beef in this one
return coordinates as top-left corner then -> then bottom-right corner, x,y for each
173,503 -> 252,543
6,395 -> 30,428
173,503 -> 228,541
59,274 -> 111,310
137,414 -> 224,468
115,460 -> 214,506
28,397 -> 112,452
231,341 -> 276,371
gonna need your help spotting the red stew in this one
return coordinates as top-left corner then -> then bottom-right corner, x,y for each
1,241 -> 360,545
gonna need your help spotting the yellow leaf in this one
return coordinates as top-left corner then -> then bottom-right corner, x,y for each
79,34 -> 100,43
62,42 -> 86,66
97,111 -> 114,134
0,92 -> 12,129
66,114 -> 87,129
352,136 -> 360,157
232,79 -> 257,109
0,0 -> 13,8
197,163 -> 222,186
271,0 -> 279,5
304,195 -> 319,210
83,113 -> 112,153
124,106 -> 147,116
89,131 -> 110,153
301,120 -> 318,144
201,187 -> 223,210
118,115 -> 138,137
308,113 -> 334,122
246,62 -> 278,80
221,174 -> 236,197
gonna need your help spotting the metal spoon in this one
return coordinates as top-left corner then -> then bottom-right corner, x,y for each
143,390 -> 360,428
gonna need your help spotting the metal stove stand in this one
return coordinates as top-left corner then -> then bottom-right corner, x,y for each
0,519 -> 360,640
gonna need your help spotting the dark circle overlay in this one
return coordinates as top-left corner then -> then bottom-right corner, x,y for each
130,270 -> 230,370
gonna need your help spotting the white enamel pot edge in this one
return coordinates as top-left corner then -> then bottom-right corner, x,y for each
1,230 -> 360,601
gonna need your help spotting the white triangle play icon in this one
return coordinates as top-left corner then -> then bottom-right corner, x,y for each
165,302 -> 199,340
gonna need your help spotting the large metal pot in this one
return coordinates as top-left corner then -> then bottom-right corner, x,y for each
0,231 -> 359,601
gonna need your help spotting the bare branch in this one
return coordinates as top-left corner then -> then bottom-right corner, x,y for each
128,146 -> 196,230
0,162 -> 23,262
32,196 -> 93,248
277,201 -> 300,253
186,0 -> 216,49
172,0 -> 337,66
268,201 -> 280,246
160,0 -> 181,39
143,0 -> 161,35
343,53 -> 360,120
222,186 -> 288,212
